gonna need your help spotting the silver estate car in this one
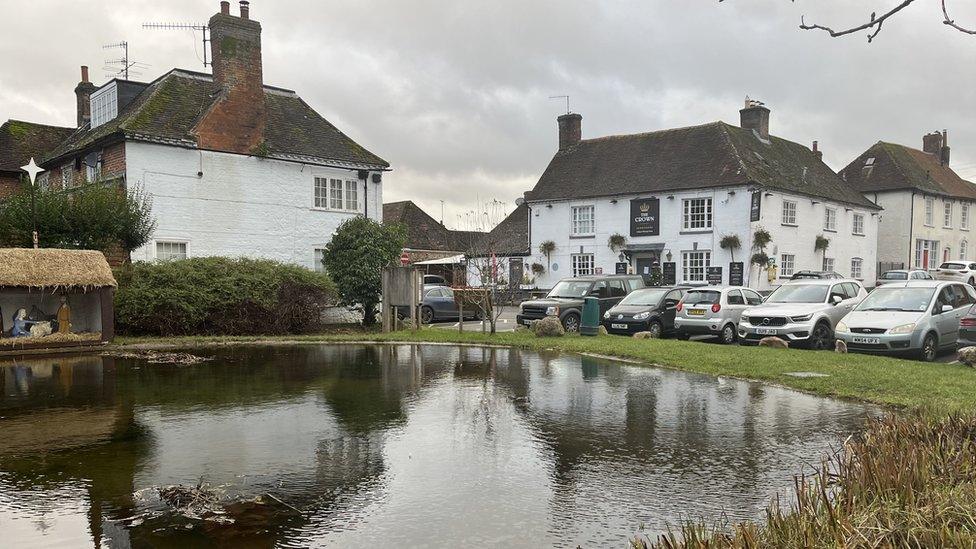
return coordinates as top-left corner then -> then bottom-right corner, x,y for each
738,279 -> 867,349
673,286 -> 763,344
835,280 -> 976,361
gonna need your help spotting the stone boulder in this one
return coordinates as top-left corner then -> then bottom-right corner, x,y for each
633,331 -> 658,340
835,339 -> 848,354
597,325 -> 609,336
758,336 -> 789,349
532,316 -> 565,338
958,346 -> 976,367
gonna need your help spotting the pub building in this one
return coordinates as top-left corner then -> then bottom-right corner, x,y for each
522,99 -> 880,291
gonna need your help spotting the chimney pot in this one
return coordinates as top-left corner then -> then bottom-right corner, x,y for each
812,140 -> 823,161
557,113 -> 582,151
240,0 -> 250,19
739,98 -> 770,140
74,66 -> 96,127
81,65 -> 89,83
220,1 -> 230,14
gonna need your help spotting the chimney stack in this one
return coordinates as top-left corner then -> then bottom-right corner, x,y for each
812,140 -> 823,161
239,1 -> 250,19
196,0 -> 266,153
74,65 -> 97,128
557,113 -> 582,151
923,130 -> 950,166
739,97 -> 770,140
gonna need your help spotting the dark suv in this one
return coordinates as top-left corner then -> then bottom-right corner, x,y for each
517,275 -> 646,332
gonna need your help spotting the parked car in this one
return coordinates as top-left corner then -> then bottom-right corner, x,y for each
790,270 -> 843,280
738,279 -> 867,349
957,304 -> 976,350
517,275 -> 646,332
931,262 -> 976,285
602,286 -> 688,337
419,286 -> 480,324
875,269 -> 933,287
674,286 -> 764,344
835,281 -> 975,361
423,274 -> 448,286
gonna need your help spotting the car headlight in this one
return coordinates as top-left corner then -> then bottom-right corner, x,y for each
888,323 -> 916,335
603,311 -> 611,319
546,306 -> 560,316
634,312 -> 651,321
790,314 -> 813,322
835,322 -> 849,333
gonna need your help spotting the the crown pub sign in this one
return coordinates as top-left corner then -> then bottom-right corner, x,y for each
630,198 -> 660,237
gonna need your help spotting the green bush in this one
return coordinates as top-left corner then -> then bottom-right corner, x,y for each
114,257 -> 337,336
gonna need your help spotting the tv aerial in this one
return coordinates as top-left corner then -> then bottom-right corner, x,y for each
102,41 -> 149,80
142,22 -> 211,68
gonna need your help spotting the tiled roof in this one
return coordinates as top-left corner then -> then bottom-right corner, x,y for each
384,201 -> 464,252
0,120 -> 74,173
839,141 -> 976,200
42,70 -> 388,169
479,202 -> 530,256
526,121 -> 879,210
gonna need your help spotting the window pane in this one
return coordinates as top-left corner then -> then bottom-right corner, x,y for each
330,179 -> 343,209
345,181 -> 358,211
314,178 -> 328,208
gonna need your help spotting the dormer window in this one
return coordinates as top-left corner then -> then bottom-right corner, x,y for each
90,83 -> 118,128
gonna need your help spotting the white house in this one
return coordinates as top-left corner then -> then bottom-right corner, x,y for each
38,1 -> 389,269
524,100 -> 881,290
840,131 -> 976,273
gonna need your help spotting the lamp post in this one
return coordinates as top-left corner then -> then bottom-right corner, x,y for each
20,157 -> 42,249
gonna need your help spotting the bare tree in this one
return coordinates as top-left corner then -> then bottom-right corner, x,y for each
719,0 -> 975,42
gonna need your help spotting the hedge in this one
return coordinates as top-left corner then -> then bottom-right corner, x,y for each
114,257 -> 337,336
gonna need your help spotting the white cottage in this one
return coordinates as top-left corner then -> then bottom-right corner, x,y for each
525,101 -> 881,291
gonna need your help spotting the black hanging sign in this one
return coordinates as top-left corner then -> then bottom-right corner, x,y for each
729,262 -> 744,286
615,262 -> 629,275
707,266 -> 723,285
750,192 -> 762,222
662,262 -> 677,285
630,198 -> 660,237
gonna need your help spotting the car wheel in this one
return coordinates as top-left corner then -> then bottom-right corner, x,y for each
561,313 -> 581,333
420,306 -> 434,325
918,333 -> 938,362
809,322 -> 833,351
720,323 -> 737,345
647,320 -> 663,339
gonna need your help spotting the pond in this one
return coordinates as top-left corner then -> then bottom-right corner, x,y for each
0,344 -> 874,548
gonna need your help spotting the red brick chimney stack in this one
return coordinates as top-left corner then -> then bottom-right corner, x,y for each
220,1 -> 230,14
557,113 -> 582,151
74,65 -> 97,128
812,140 -> 823,161
240,1 -> 250,20
196,0 -> 266,154
923,131 -> 951,166
740,97 -> 770,140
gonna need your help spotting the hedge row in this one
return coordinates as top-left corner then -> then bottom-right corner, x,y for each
114,257 -> 337,336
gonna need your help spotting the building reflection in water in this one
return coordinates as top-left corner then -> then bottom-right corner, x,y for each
0,344 -> 875,548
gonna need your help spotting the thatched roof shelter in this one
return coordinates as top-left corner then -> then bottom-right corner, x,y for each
0,248 -> 117,290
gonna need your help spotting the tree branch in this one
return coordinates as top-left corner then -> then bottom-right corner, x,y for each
797,0 -> 916,43
942,0 -> 976,35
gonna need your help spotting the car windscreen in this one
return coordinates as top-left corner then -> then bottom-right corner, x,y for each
940,263 -> 966,270
682,290 -> 721,305
855,287 -> 936,312
547,280 -> 592,298
765,284 -> 828,303
618,289 -> 668,306
881,272 -> 908,280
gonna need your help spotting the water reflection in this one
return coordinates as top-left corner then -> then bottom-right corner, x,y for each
0,345 -> 874,548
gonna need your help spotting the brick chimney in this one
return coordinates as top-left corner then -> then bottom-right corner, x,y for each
740,97 -> 770,140
923,130 -> 951,166
557,113 -> 582,151
195,0 -> 266,154
812,140 -> 823,161
74,66 -> 97,128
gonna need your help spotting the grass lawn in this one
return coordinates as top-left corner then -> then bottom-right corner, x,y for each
118,329 -> 976,416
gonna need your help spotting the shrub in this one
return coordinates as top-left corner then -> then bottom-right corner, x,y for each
532,316 -> 564,337
114,257 -> 337,336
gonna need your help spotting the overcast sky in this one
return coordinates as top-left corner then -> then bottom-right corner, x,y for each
2,0 -> 974,230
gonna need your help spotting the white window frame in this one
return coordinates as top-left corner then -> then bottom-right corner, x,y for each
944,201 -> 953,229
155,240 -> 188,261
925,197 -> 934,226
963,203 -> 970,230
781,200 -> 797,226
682,197 -> 713,231
681,250 -> 711,283
822,257 -> 835,272
961,241 -> 968,261
314,248 -> 327,273
780,253 -> 796,277
89,84 -> 118,129
852,213 -> 865,236
36,172 -> 49,191
850,257 -> 863,280
571,205 -> 595,236
915,239 -> 939,270
824,207 -> 837,231
61,163 -> 72,188
571,253 -> 594,277
313,176 -> 359,213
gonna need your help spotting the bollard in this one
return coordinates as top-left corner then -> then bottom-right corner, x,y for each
580,296 -> 600,336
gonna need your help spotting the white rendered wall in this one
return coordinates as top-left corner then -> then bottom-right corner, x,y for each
126,142 -> 384,269
863,190 -> 913,266
907,193 -> 975,268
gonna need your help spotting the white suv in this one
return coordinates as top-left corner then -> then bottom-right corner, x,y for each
738,279 -> 867,350
932,262 -> 976,286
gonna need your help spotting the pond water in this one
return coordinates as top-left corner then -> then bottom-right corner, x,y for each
0,344 -> 874,548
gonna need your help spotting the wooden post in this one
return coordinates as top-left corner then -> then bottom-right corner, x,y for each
410,270 -> 419,331
382,268 -> 391,333
458,297 -> 464,333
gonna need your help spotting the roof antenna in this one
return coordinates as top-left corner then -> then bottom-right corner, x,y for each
549,95 -> 571,114
143,22 -> 211,68
102,41 -> 149,80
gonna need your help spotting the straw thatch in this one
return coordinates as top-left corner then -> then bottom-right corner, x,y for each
0,248 -> 117,289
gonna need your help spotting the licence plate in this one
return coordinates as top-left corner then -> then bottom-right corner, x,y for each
755,328 -> 778,335
852,336 -> 881,344
688,309 -> 706,316
612,323 -> 628,330
522,319 -> 533,326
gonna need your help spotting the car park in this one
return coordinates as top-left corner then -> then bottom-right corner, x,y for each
835,281 -> 976,361
419,286 -> 480,324
517,275 -> 645,332
738,279 -> 867,349
790,270 -> 843,280
931,262 -> 976,285
674,286 -> 764,344
875,269 -> 933,287
602,286 -> 688,337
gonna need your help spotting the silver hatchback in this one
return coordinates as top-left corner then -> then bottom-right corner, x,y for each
673,286 -> 764,344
